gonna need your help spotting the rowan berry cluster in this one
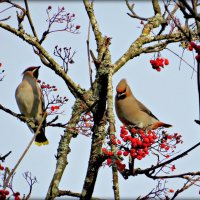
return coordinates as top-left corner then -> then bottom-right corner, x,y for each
0,165 -> 21,200
37,80 -> 68,114
150,57 -> 169,72
102,148 -> 126,172
102,126 -> 182,172
46,6 -> 80,34
188,41 -> 200,61
76,112 -> 94,136
0,190 -> 10,200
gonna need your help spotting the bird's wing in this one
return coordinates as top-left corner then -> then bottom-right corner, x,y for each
136,99 -> 159,120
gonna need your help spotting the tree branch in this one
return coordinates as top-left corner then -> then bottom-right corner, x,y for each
24,0 -> 39,40
107,70 -> 120,200
134,141 -> 200,176
58,190 -> 102,200
45,99 -> 86,200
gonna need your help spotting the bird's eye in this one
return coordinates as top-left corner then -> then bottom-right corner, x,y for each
33,69 -> 39,79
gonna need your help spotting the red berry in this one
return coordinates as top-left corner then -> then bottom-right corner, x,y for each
160,143 -> 166,148
4,190 -> 9,195
123,136 -> 128,142
188,45 -> 193,51
136,155 -> 143,160
156,67 -> 161,72
117,139 -> 121,145
137,140 -> 142,146
171,165 -> 176,171
115,160 -> 121,165
131,128 -> 137,134
130,151 -> 136,157
164,59 -> 169,65
51,106 -> 55,111
118,163 -> 126,171
123,151 -> 129,156
0,165 -> 4,170
111,140 -> 117,145
150,60 -> 155,65
167,135 -> 173,140
47,84 -> 51,89
76,25 -> 81,29
121,128 -> 128,135
126,135 -> 132,141
117,150 -> 122,156
41,85 -> 46,89
137,149 -> 143,156
165,146 -> 170,151
107,158 -> 112,166
149,138 -> 154,143
169,189 -> 174,193
15,196 -> 21,200
102,148 -> 107,154
108,151 -> 113,156
131,148 -> 136,153
196,45 -> 200,52
143,138 -> 149,143
139,129 -> 145,135
190,41 -> 196,48
195,54 -> 200,61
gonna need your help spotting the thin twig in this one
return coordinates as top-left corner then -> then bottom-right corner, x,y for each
134,141 -> 200,176
3,112 -> 47,188
197,61 -> 200,120
86,1 -> 93,89
166,48 -> 197,72
24,0 -> 38,40
58,190 -> 102,200
171,176 -> 200,200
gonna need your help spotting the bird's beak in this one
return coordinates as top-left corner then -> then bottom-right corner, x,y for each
117,92 -> 126,98
33,66 -> 41,78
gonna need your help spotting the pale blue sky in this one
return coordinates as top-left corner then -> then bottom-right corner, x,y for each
0,1 -> 199,199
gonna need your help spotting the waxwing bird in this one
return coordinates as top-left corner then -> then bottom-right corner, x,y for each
115,79 -> 172,130
15,66 -> 49,146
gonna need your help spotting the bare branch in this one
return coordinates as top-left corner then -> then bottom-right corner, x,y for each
125,0 -> 148,21
86,5 -> 93,89
107,70 -> 120,200
83,0 -> 104,55
134,141 -> 200,176
58,190 -> 102,200
24,0 -> 38,40
152,0 -> 161,15
171,176 -> 200,200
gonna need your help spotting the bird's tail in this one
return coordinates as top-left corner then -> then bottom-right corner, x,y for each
152,121 -> 172,130
34,127 -> 49,146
